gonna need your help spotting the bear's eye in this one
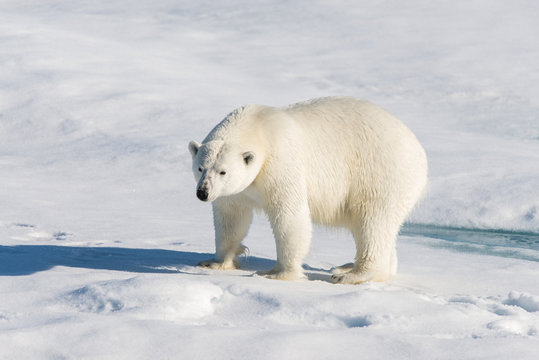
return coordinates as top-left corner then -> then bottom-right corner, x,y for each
198,167 -> 203,172
219,171 -> 226,175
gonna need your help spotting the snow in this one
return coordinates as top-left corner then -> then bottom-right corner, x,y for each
1,0 -> 538,359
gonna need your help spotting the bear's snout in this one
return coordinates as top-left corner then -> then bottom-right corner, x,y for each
197,187 -> 209,201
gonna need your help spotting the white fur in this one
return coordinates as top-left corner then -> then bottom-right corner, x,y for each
189,97 -> 428,284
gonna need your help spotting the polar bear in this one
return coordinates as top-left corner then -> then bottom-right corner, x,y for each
188,97 -> 428,284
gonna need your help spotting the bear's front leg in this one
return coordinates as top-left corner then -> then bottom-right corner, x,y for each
198,197 -> 252,271
331,213 -> 399,284
262,196 -> 312,281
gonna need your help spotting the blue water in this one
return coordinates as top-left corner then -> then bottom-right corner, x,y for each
401,223 -> 539,262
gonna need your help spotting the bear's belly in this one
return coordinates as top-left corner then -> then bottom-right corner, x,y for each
308,197 -> 350,228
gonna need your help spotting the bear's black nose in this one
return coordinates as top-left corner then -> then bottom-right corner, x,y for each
197,188 -> 209,201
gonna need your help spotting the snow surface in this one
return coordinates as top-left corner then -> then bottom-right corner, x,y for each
1,1 -> 539,359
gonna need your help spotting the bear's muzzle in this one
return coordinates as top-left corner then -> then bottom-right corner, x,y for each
197,187 -> 209,201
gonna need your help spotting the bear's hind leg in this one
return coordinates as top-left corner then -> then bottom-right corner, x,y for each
198,197 -> 253,271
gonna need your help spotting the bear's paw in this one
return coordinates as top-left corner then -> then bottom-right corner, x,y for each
197,259 -> 238,271
331,270 -> 391,285
257,268 -> 306,281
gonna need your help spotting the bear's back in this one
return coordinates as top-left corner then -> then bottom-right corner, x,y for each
281,97 -> 427,226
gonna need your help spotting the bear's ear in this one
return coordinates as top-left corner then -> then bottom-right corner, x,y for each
188,140 -> 201,159
243,151 -> 255,165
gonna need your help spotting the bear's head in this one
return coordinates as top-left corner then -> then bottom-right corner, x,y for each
188,140 -> 259,202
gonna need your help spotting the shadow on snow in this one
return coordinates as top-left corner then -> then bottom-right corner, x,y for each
0,245 -> 276,276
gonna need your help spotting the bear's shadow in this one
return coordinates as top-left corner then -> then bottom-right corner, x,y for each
0,245 -> 269,276
239,258 -> 335,283
0,245 -> 335,282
